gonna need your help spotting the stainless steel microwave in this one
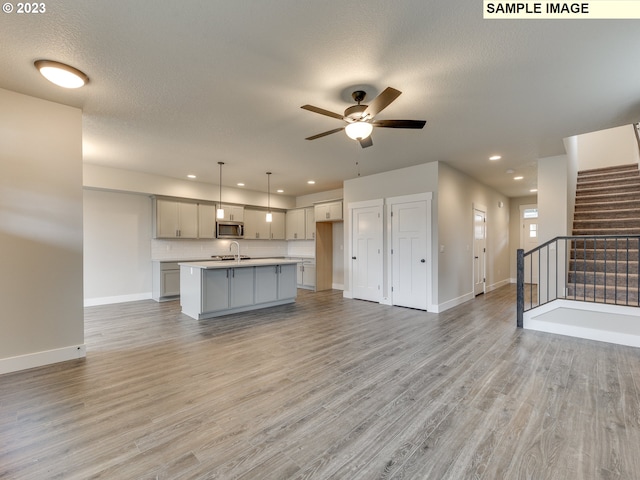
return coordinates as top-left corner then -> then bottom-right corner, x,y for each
216,221 -> 244,239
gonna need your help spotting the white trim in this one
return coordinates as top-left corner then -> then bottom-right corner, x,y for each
486,278 -> 510,292
472,203 -> 487,296
84,292 -> 152,307
331,283 -> 344,290
0,344 -> 86,375
434,291 -> 475,313
524,299 -> 640,348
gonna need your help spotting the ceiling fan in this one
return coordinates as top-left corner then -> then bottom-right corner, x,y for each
301,87 -> 426,148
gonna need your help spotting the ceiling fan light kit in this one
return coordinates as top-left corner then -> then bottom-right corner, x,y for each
345,121 -> 373,140
301,86 -> 426,148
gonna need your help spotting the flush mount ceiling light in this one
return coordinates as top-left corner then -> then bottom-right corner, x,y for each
217,162 -> 225,219
345,121 -> 373,141
34,60 -> 89,89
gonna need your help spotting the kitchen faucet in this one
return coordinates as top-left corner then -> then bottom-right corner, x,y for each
230,241 -> 240,264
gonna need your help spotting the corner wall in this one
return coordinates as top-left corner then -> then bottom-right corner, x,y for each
0,89 -> 84,374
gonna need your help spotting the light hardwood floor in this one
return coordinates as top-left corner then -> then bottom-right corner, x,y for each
2,285 -> 640,479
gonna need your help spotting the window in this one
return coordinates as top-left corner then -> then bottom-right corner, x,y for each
523,208 -> 538,219
529,223 -> 537,238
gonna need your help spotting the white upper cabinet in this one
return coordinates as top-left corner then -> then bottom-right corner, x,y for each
314,201 -> 343,222
305,207 -> 315,239
154,198 -> 198,238
286,209 -> 306,240
218,205 -> 244,222
198,203 -> 216,238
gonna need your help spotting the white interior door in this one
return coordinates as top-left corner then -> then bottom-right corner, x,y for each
351,205 -> 382,302
391,201 -> 428,310
473,208 -> 486,296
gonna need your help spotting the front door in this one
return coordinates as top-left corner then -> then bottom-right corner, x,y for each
351,205 -> 383,302
391,200 -> 428,310
473,208 -> 486,296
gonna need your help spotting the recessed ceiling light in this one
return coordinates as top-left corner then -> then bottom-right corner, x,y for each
237,183 -> 245,187
530,188 -> 538,192
489,155 -> 502,161
277,189 -> 284,193
307,180 -> 315,185
514,176 -> 524,180
187,174 -> 196,179
505,169 -> 515,174
34,60 -> 89,89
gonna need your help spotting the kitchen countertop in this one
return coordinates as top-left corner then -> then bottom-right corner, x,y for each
179,258 -> 301,269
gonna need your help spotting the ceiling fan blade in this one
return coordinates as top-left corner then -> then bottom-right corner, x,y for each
305,127 -> 345,140
359,136 -> 373,148
373,119 -> 427,129
362,87 -> 402,119
301,104 -> 345,121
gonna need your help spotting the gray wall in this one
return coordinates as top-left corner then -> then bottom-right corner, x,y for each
0,88 -> 84,372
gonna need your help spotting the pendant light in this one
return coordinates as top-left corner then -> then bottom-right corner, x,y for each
266,172 -> 273,223
216,162 -> 225,219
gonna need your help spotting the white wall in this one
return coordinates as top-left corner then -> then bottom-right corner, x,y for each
0,89 -> 84,374
296,188 -> 343,208
537,155 -> 569,243
437,163 -> 510,308
84,163 -> 296,210
573,124 -> 640,171
343,161 -> 510,311
83,189 -> 153,305
343,162 -> 439,300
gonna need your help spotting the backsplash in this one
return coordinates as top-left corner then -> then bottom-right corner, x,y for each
152,238 -> 289,261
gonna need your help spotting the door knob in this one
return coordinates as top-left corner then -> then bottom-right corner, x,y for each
352,256 -> 357,260
420,259 -> 425,263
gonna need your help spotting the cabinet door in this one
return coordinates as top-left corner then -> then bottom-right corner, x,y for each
305,207 -> 315,239
221,205 -> 244,222
286,209 -> 304,240
156,198 -> 180,238
229,267 -> 254,308
178,202 -> 199,238
270,211 -> 286,239
278,264 -> 298,299
198,203 -> 216,238
161,269 -> 181,297
255,265 -> 279,303
328,202 -> 343,220
244,209 -> 270,239
203,269 -> 230,312
303,263 -> 316,288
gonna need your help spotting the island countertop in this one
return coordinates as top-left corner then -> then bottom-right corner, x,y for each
179,258 -> 300,270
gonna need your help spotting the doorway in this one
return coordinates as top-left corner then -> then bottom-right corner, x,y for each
520,204 -> 539,283
473,205 -> 487,296
350,202 -> 383,302
388,193 -> 431,311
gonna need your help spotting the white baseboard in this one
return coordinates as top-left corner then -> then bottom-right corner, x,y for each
0,344 -> 86,375
84,292 -> 152,307
487,278 -> 510,292
332,283 -> 345,291
343,290 -> 353,299
435,291 -> 474,313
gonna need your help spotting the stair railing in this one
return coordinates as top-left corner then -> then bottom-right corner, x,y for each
517,234 -> 640,327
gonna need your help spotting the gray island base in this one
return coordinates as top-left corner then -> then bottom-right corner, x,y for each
179,259 -> 300,319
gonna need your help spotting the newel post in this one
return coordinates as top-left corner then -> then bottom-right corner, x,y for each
516,248 -> 524,328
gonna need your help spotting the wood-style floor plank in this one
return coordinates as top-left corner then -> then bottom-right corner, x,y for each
2,286 -> 640,479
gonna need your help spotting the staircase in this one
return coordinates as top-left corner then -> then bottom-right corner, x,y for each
569,164 -> 640,305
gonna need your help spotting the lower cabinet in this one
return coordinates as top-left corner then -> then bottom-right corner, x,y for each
183,262 -> 299,319
255,264 -> 297,303
296,261 -> 316,290
152,262 -> 181,301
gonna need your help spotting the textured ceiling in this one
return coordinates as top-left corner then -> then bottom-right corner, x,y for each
1,2 -> 639,198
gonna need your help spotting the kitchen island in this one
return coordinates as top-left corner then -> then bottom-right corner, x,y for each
179,258 -> 300,319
